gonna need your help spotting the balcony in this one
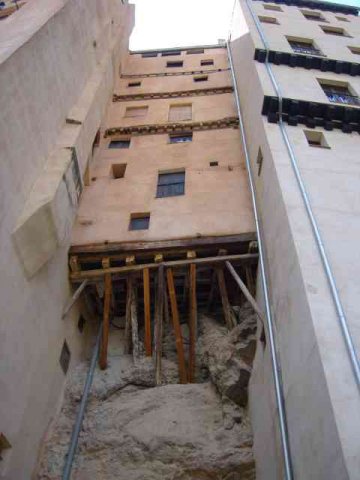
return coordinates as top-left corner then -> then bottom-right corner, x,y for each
323,90 -> 360,106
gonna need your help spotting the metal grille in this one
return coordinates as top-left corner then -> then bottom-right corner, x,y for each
289,41 -> 324,56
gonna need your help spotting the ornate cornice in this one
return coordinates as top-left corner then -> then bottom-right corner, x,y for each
262,95 -> 360,133
254,0 -> 358,16
104,117 -> 239,137
120,68 -> 230,79
113,86 -> 233,102
255,49 -> 360,76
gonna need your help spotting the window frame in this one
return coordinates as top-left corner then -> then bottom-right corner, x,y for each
166,60 -> 184,68
169,133 -> 193,144
156,170 -> 186,198
108,138 -> 131,149
303,130 -> 330,149
129,213 -> 150,231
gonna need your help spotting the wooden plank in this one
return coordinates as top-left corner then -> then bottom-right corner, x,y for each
129,276 -> 139,360
166,268 -> 187,384
99,273 -> 112,369
188,263 -> 197,383
62,280 -> 88,319
245,266 -> 256,297
69,256 -> 80,273
154,265 -> 164,385
216,267 -> 236,330
124,276 -> 133,354
70,253 -> 258,282
143,268 -> 152,356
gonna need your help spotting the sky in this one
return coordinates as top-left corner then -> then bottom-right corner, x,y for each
129,0 -> 360,51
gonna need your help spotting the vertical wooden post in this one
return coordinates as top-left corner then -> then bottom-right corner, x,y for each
143,268 -> 152,356
166,268 -> 187,384
124,276 -> 133,354
130,276 -> 139,361
154,265 -> 164,386
188,263 -> 197,383
99,272 -> 112,369
216,266 -> 236,330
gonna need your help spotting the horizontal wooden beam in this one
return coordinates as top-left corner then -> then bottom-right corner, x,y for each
70,253 -> 259,282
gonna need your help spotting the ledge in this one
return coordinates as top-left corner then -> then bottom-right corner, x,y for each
255,49 -> 360,76
113,86 -> 234,102
120,68 -> 230,79
253,0 -> 359,16
262,95 -> 360,133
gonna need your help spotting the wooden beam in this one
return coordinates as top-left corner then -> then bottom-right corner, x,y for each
124,276 -> 133,354
70,253 -> 258,282
69,255 -> 80,273
99,272 -> 112,369
129,276 -> 139,360
188,263 -> 197,383
216,266 -> 236,330
154,265 -> 164,385
166,268 -> 187,384
143,268 -> 152,356
225,261 -> 265,326
62,280 -> 88,319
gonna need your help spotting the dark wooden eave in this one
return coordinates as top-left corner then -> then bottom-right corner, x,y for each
120,68 -> 230,79
253,0 -> 359,16
113,86 -> 234,102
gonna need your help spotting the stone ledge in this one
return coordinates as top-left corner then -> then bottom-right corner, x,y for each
113,86 -> 234,102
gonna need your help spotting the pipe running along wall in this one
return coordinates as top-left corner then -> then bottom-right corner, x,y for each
243,0 -> 360,390
226,41 -> 294,480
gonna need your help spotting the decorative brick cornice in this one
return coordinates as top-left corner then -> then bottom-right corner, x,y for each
120,68 -> 230,79
104,117 -> 239,137
255,49 -> 360,76
254,0 -> 359,16
113,86 -> 234,102
262,95 -> 360,134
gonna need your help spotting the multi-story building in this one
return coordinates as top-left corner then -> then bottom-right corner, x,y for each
0,1 -> 28,20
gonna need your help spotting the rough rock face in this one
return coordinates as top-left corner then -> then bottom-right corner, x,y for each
37,305 -> 257,480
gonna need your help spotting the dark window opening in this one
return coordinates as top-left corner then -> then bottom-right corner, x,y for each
194,75 -> 208,82
287,38 -> 324,56
259,15 -> 279,24
142,52 -> 158,58
109,139 -> 131,149
128,81 -> 141,87
302,11 -> 324,21
319,82 -> 360,106
187,49 -> 204,54
166,61 -> 183,68
157,171 -> 185,198
161,51 -> 181,56
129,213 -> 150,231
201,59 -> 214,66
78,315 -> 86,333
257,149 -> 263,177
169,133 -> 193,144
321,25 -> 347,36
210,161 -> 218,167
59,340 -> 71,375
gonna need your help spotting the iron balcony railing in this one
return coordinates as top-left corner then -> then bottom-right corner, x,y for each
324,90 -> 360,106
291,45 -> 325,56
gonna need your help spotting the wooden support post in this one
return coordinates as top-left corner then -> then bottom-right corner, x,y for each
216,266 -> 236,330
154,265 -> 164,386
143,268 -> 152,356
166,268 -> 187,384
124,276 -> 133,354
129,275 -> 139,360
69,255 -> 80,273
99,272 -> 112,369
62,280 -> 88,319
188,263 -> 197,383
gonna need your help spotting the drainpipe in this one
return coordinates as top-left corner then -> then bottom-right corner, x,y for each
227,41 -> 294,480
243,0 -> 360,390
62,324 -> 103,480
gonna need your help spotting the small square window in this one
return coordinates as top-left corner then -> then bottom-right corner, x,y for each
128,81 -> 141,87
187,49 -> 204,54
301,10 -> 325,21
59,340 -> 71,375
263,4 -> 282,12
161,50 -> 181,56
201,59 -> 214,66
169,133 -> 193,144
112,163 -> 127,179
304,130 -> 330,148
166,61 -> 183,68
336,16 -> 349,22
129,213 -> 150,231
258,15 -> 279,24
210,161 -> 218,167
318,79 -> 359,106
256,149 -> 263,177
348,46 -> 360,55
194,75 -> 208,82
142,52 -> 158,58
287,37 -> 323,56
157,171 -> 185,198
124,106 -> 148,118
109,139 -> 131,149
169,104 -> 192,122
321,25 -> 348,37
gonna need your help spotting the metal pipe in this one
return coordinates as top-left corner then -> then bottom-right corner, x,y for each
226,40 -> 294,480
244,0 -> 360,390
62,324 -> 102,480
62,280 -> 89,319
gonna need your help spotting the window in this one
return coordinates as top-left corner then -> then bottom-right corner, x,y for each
263,4 -> 282,12
109,139 -> 131,149
128,81 -> 141,87
287,37 -> 323,56
112,163 -> 127,179
78,315 -> 86,333
321,25 -> 348,37
161,50 -> 181,56
59,340 -> 71,375
348,46 -> 360,55
166,61 -> 183,68
169,104 -> 192,122
301,10 -> 325,21
318,80 -> 360,106
169,133 -> 193,144
156,171 -> 185,198
336,16 -> 349,22
258,15 -> 279,24
187,49 -> 204,54
257,149 -> 263,177
210,161 -> 218,167
304,130 -> 330,148
129,213 -> 150,231
124,106 -> 148,118
142,52 -> 157,58
194,75 -> 208,82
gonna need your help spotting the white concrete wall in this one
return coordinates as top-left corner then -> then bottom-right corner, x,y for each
0,1 -> 134,478
231,1 -> 360,479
